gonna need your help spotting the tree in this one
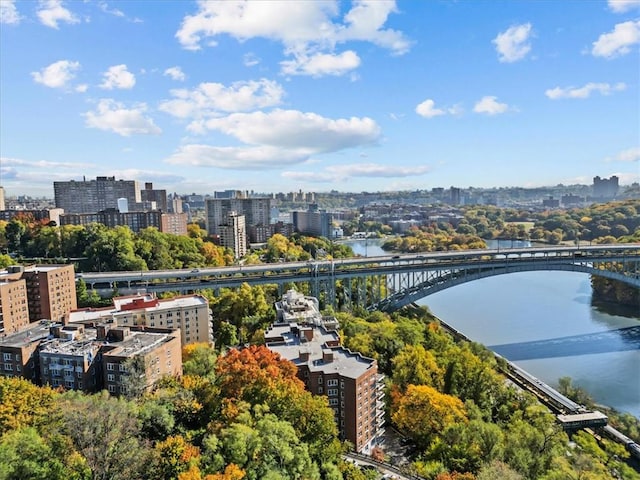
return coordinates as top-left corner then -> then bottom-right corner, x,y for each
0,377 -> 58,435
391,384 -> 467,449
392,344 -> 444,391
476,460 -> 523,480
206,410 -> 320,480
182,343 -> 218,379
154,435 -> 201,480
59,390 -> 153,480
0,427 -> 90,480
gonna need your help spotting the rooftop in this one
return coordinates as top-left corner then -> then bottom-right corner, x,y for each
266,322 -> 375,379
0,320 -> 57,348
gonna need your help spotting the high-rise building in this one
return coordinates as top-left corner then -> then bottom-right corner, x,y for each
592,176 -> 619,200
141,182 -> 168,212
21,264 -> 77,324
265,290 -> 384,453
0,273 -> 29,336
0,264 -> 76,332
291,205 -> 333,238
68,293 -> 213,347
205,197 -> 272,240
54,176 -> 141,214
219,212 -> 247,259
0,186 -> 5,211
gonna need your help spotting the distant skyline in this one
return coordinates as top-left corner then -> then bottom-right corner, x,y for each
1,0 -> 639,197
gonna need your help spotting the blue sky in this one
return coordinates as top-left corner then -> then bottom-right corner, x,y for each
1,0 -> 639,198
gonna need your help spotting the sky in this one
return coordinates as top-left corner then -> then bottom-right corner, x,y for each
1,0 -> 639,198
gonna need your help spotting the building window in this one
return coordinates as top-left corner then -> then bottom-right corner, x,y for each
318,377 -> 323,384
107,373 -> 115,382
3,364 -> 12,371
3,353 -> 11,361
329,398 -> 339,406
318,387 -> 323,394
327,379 -> 338,387
328,388 -> 338,396
107,363 -> 115,371
108,385 -> 116,393
119,364 -> 126,372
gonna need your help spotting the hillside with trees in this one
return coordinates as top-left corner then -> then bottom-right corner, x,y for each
2,298 -> 638,479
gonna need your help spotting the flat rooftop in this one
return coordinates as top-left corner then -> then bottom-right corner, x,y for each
266,323 -> 375,379
0,321 -> 57,348
103,330 -> 175,358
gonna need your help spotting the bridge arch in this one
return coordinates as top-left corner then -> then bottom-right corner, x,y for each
373,263 -> 640,312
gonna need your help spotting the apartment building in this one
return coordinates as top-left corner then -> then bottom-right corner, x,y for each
205,196 -> 271,241
265,290 -> 384,453
54,176 -> 141,214
37,322 -> 181,394
219,212 -> 247,259
0,276 -> 29,336
0,208 -> 63,224
99,323 -> 182,396
0,320 -> 52,382
291,204 -> 334,238
68,293 -> 213,346
60,210 -> 188,235
38,324 -> 104,392
140,182 -> 168,213
21,264 -> 77,324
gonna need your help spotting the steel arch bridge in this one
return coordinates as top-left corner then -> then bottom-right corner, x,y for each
78,244 -> 640,312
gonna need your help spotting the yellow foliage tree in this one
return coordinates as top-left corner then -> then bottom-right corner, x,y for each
391,384 -> 467,449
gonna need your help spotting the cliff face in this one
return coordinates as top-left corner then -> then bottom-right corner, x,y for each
591,275 -> 640,309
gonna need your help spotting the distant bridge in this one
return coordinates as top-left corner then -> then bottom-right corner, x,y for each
77,244 -> 640,311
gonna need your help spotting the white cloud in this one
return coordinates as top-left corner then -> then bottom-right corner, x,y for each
545,82 -> 626,99
605,146 -> 640,162
473,96 -> 510,115
98,1 -> 124,17
100,64 -> 136,90
31,60 -> 80,88
281,50 -> 361,77
75,84 -> 89,93
163,66 -> 186,81
175,0 -> 410,76
165,144 -> 309,169
608,0 -> 640,13
493,23 -> 533,63
416,99 -> 445,118
592,20 -> 640,58
84,99 -> 161,136
37,0 -> 79,29
243,53 -> 260,67
282,162 -> 430,183
196,109 -> 381,152
165,109 -> 381,170
1,157 -> 95,169
159,79 -> 285,119
0,0 -> 20,24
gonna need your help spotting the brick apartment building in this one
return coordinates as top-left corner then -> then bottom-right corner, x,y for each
0,264 -> 77,336
265,290 -> 385,453
68,293 -> 213,347
0,319 -> 182,395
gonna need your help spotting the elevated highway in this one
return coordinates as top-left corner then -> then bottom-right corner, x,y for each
77,244 -> 640,311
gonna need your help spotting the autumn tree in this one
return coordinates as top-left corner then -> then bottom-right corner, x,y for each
0,376 -> 58,435
392,344 -> 444,391
59,390 -> 153,480
391,384 -> 467,450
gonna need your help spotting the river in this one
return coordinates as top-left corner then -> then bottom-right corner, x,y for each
345,238 -> 640,419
